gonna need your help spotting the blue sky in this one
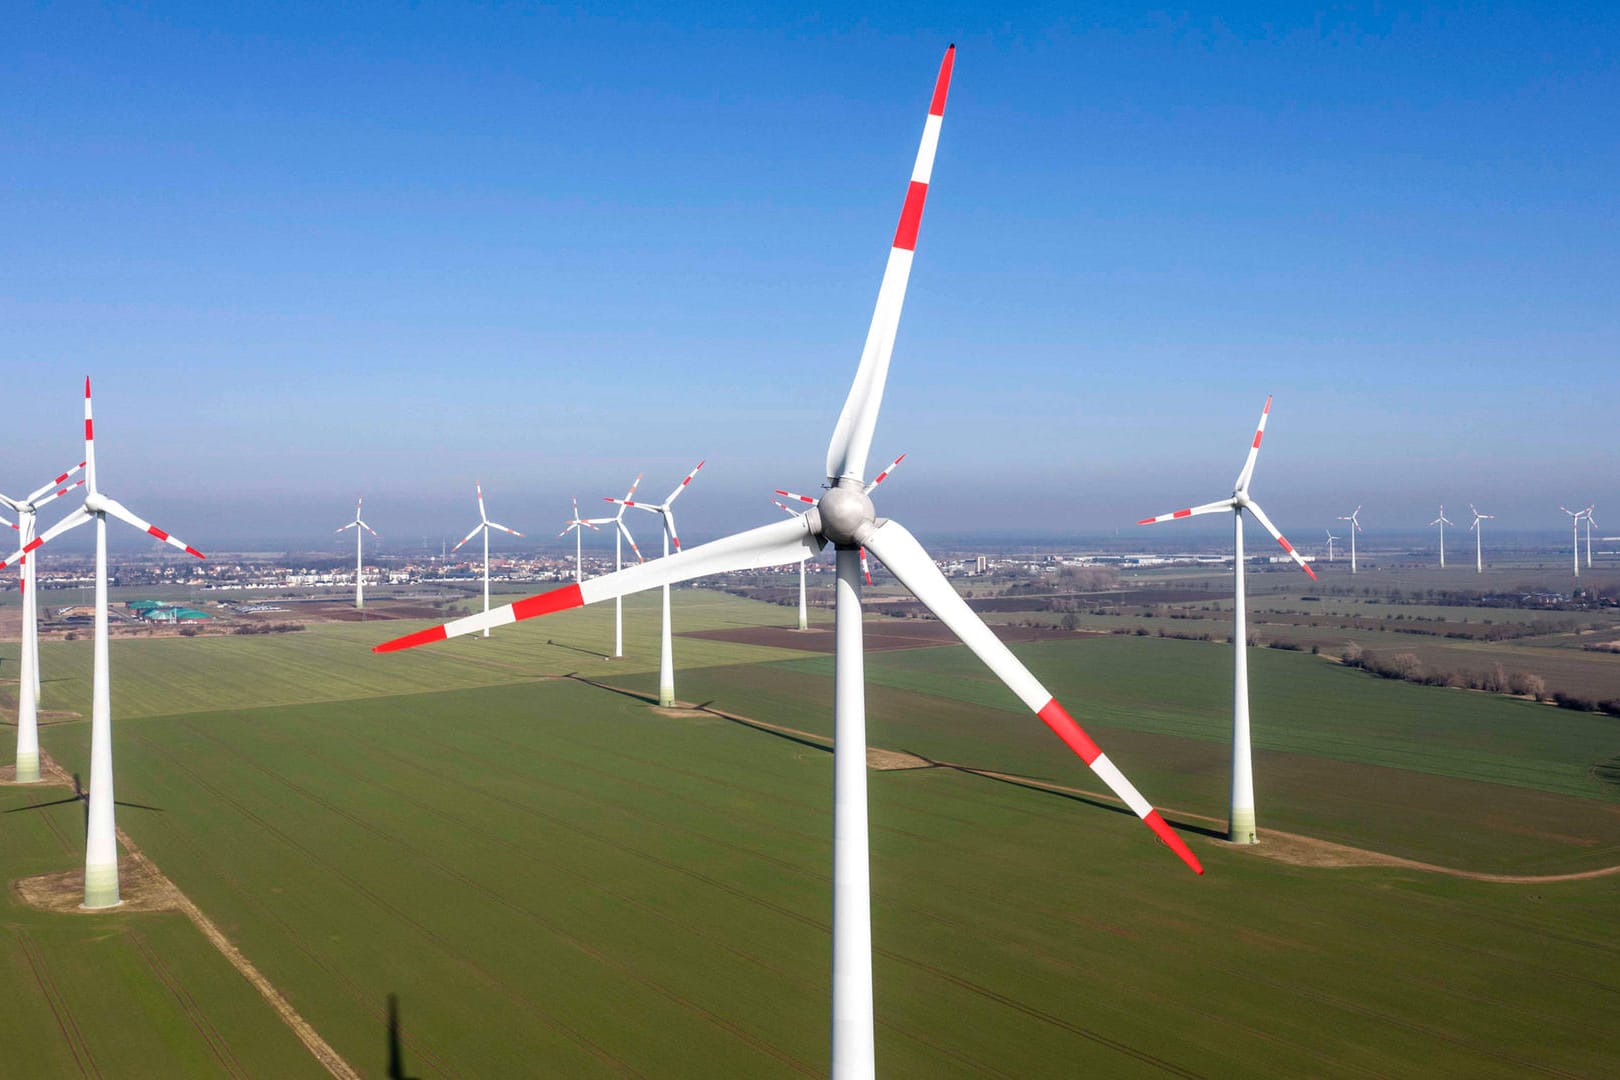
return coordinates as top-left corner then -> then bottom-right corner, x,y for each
3,3 -> 1615,552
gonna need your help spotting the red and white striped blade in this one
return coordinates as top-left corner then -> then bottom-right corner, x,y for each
0,513 -> 15,530
775,489 -> 817,506
583,517 -> 611,529
662,509 -> 682,552
861,517 -> 1203,874
621,473 -> 643,504
772,498 -> 803,518
618,519 -> 644,563
102,497 -> 206,559
25,462 -> 86,505
487,521 -> 522,538
357,520 -> 380,539
83,378 -> 97,493
824,46 -> 955,486
0,506 -> 92,570
375,516 -> 823,652
336,522 -> 357,534
665,460 -> 705,506
863,452 -> 907,493
475,482 -> 487,521
33,478 -> 86,508
1244,500 -> 1316,580
860,546 -> 872,585
452,522 -> 483,552
1137,498 -> 1236,526
1233,396 -> 1272,494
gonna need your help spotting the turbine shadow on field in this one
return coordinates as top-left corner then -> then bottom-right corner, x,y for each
546,638 -> 611,660
566,673 -> 658,705
923,758 -> 1226,840
4,771 -> 164,818
386,993 -> 419,1080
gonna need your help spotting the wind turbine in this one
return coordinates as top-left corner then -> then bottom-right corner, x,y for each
2,379 -> 204,908
558,498 -> 610,585
452,483 -> 524,639
601,474 -> 646,658
1337,506 -> 1364,573
1137,395 -> 1315,845
0,464 -> 85,783
1324,529 -> 1340,563
336,499 -> 379,609
1428,505 -> 1454,569
608,461 -> 705,708
374,46 -> 1201,1078
771,499 -> 812,630
1560,505 -> 1591,577
1468,505 -> 1494,574
1583,507 -> 1598,569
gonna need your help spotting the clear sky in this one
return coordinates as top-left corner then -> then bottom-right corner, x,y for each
3,3 -> 1616,553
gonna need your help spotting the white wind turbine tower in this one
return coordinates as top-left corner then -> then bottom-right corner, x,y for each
374,46 -> 1201,1079
558,498 -> 611,584
771,499 -> 812,630
609,461 -> 705,707
601,474 -> 646,658
0,464 -> 86,783
336,499 -> 379,609
1428,505 -> 1454,569
1138,395 -> 1316,845
1583,507 -> 1598,569
2,379 -> 205,908
1560,505 -> 1591,577
1469,504 -> 1494,574
1338,505 -> 1364,573
1324,528 -> 1340,563
452,482 -> 524,639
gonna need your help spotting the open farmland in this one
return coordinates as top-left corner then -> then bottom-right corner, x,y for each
3,591 -> 1619,1076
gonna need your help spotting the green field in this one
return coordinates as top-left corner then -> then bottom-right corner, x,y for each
3,591 -> 1619,1076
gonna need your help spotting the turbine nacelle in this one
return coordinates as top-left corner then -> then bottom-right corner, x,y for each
814,485 -> 876,547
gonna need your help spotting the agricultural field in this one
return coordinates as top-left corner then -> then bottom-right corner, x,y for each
2,589 -> 1619,1076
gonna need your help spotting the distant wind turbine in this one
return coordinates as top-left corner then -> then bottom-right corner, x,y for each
452,483 -> 524,639
0,464 -> 86,783
1324,528 -> 1340,563
771,498 -> 811,630
602,474 -> 645,658
2,379 -> 205,908
1560,505 -> 1591,578
1428,505 -> 1454,569
1468,505 -> 1494,574
558,498 -> 609,585
1337,506 -> 1364,573
1138,395 -> 1315,845
1582,507 -> 1599,568
336,499 -> 379,609
609,461 -> 705,707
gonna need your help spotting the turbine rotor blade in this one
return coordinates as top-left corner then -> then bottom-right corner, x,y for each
486,521 -> 522,537
775,489 -> 817,506
665,460 -> 705,506
860,546 -> 872,585
0,506 -> 92,569
864,452 -> 907,493
1137,498 -> 1236,526
375,517 -> 824,652
861,519 -> 1201,873
825,46 -> 955,485
25,462 -> 86,505
618,519 -> 644,563
1232,395 -> 1272,493
452,522 -> 483,552
1243,500 -> 1316,580
84,377 -> 97,493
100,497 -> 206,558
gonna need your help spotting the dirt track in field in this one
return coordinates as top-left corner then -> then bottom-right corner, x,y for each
12,753 -> 361,1080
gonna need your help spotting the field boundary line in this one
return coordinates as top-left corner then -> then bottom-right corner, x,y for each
34,752 -> 362,1080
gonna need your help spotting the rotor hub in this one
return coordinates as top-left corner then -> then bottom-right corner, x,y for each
815,485 -> 875,547
84,492 -> 108,514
